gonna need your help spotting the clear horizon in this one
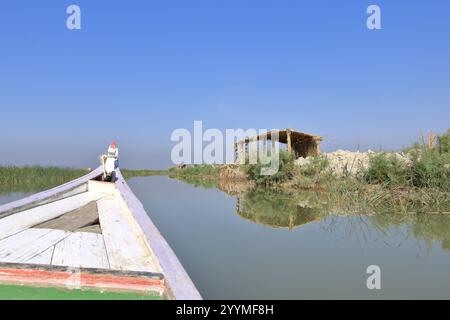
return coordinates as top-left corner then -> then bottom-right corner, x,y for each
1,1 -> 449,169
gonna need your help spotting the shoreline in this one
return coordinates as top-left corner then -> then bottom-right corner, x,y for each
2,132 -> 449,215
168,151 -> 450,214
170,170 -> 450,214
0,166 -> 168,195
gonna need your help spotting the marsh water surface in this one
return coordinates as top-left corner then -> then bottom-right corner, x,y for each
128,176 -> 450,299
1,177 -> 449,299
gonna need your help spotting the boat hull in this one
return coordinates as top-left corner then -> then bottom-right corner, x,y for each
0,167 -> 201,300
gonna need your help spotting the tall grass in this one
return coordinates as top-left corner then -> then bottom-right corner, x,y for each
364,130 -> 450,191
244,150 -> 297,186
409,147 -> 450,190
0,166 -> 169,195
298,154 -> 329,177
121,169 -> 168,179
363,153 -> 409,187
168,164 -> 221,177
0,166 -> 88,194
168,165 -> 221,188
437,128 -> 450,154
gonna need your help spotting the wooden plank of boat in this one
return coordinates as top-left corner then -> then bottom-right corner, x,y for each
0,192 -> 100,241
0,164 -> 202,299
75,224 -> 102,234
0,228 -> 70,263
97,197 -> 159,273
33,201 -> 99,232
26,247 -> 55,265
51,232 -> 110,269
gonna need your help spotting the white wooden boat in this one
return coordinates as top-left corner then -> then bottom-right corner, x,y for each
0,165 -> 201,299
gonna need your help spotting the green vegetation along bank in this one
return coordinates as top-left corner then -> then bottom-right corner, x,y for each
170,130 -> 450,213
0,167 -> 167,195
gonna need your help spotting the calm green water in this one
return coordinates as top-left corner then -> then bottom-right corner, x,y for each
127,176 -> 450,299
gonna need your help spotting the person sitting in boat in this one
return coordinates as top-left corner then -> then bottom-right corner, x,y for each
102,141 -> 119,181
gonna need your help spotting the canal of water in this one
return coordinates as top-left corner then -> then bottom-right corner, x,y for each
127,176 -> 450,299
1,176 -> 449,299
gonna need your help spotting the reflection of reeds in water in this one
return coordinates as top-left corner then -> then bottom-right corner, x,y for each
319,212 -> 450,253
171,165 -> 450,215
165,168 -> 450,251
218,179 -> 252,196
369,212 -> 450,251
235,187 -> 450,252
323,179 -> 450,214
168,174 -> 219,189
235,188 -> 327,229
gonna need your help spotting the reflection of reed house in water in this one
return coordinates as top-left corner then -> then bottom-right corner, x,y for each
234,190 -> 325,230
234,128 -> 322,161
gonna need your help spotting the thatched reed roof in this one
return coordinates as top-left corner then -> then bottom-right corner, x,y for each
235,128 -> 322,158
235,129 -> 322,145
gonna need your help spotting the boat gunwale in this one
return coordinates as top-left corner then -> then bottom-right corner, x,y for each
0,166 -> 202,299
0,261 -> 165,296
114,169 -> 202,300
0,261 -> 165,279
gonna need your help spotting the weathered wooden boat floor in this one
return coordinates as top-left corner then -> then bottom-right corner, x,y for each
0,181 -> 161,274
0,167 -> 201,299
33,201 -> 101,233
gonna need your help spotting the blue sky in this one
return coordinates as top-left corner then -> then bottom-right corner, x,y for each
0,1 -> 449,169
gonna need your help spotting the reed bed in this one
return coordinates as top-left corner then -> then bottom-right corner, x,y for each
0,166 -> 88,194
121,169 -> 168,179
0,166 -> 167,195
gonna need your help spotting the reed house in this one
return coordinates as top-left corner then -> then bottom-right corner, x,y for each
234,128 -> 322,161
